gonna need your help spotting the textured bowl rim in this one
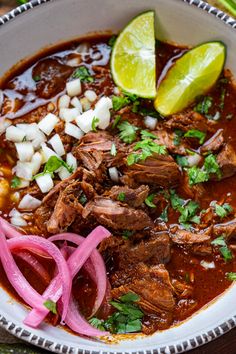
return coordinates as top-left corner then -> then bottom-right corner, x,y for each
0,0 -> 236,353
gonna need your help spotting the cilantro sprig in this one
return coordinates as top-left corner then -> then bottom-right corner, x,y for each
34,156 -> 73,179
170,190 -> 200,228
117,121 -> 139,144
211,236 -> 233,262
184,129 -> 206,145
72,66 -> 94,82
43,300 -> 57,314
11,176 -> 21,189
212,202 -> 233,219
187,154 -> 221,185
112,91 -> 140,112
90,292 -> 143,334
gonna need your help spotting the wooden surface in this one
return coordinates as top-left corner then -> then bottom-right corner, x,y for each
0,1 -> 236,353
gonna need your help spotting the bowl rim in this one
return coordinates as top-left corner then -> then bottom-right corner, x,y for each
0,0 -> 236,353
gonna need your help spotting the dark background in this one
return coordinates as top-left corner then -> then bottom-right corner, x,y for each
0,0 -> 236,353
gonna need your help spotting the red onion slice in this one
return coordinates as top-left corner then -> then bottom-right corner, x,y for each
24,226 -> 110,328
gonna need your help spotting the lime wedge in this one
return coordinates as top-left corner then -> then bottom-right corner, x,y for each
154,42 -> 226,116
111,11 -> 156,99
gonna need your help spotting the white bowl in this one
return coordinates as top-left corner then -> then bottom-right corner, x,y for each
0,1 -> 236,353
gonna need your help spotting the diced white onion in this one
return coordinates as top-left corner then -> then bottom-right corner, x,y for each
84,90 -> 97,102
58,95 -> 70,109
48,134 -> 65,157
15,179 -> 30,189
71,97 -> 83,113
94,96 -> 112,129
80,97 -> 91,111
58,166 -> 72,180
59,107 -> 80,122
113,87 -> 120,95
16,123 -> 41,141
75,109 -> 94,133
13,162 -> 34,181
9,208 -> 21,218
31,152 -> 42,175
65,122 -> 84,140
144,116 -> 157,130
66,153 -> 77,171
32,130 -> 46,150
10,216 -> 27,227
6,126 -> 26,142
66,57 -> 81,67
35,173 -> 54,193
38,113 -> 59,136
15,142 -> 34,162
66,79 -> 82,97
18,194 -> 42,211
0,118 -> 12,135
200,260 -> 215,269
186,154 -> 202,167
108,167 -> 119,182
40,143 -> 59,162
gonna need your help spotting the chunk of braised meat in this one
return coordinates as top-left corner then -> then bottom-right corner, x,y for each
216,143 -> 236,180
178,173 -> 206,202
200,129 -> 224,153
213,218 -> 236,241
54,121 -> 77,153
170,226 -> 211,244
191,243 -> 213,256
47,180 -> 95,234
122,155 -> 181,188
74,149 -> 106,183
118,232 -> 171,268
152,127 -> 187,155
164,110 -> 211,133
106,185 -> 149,207
32,58 -> 73,99
83,197 -> 153,230
73,131 -> 127,168
112,263 -> 175,313
34,168 -> 94,234
21,183 -> 42,199
171,279 -> 193,298
13,105 -> 49,125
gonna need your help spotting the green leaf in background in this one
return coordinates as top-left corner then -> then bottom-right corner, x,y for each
217,0 -> 236,16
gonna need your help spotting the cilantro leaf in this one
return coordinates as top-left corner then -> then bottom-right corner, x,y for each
112,96 -> 130,111
112,115 -> 121,129
204,154 -> 221,178
140,130 -> 157,140
213,202 -> 233,219
44,300 -> 57,314
79,193 -> 87,205
138,107 -> 160,118
227,272 -> 236,281
173,129 -> 184,146
108,35 -> 117,47
145,194 -> 156,208
117,192 -> 126,202
120,292 -> 140,303
110,143 -> 117,157
211,236 -> 233,262
92,117 -> 99,132
72,66 -> 94,82
176,155 -> 189,168
89,317 -> 106,331
33,75 -> 41,82
194,96 -> 213,115
170,190 -> 200,228
122,230 -> 134,240
117,121 -> 139,144
187,166 -> 209,185
34,156 -> 73,179
11,176 -> 21,189
159,206 -> 169,222
184,129 -> 206,144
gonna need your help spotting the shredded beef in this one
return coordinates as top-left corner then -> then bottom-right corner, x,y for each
201,129 -> 224,153
106,185 -> 149,207
170,227 -> 211,244
216,143 -> 236,179
164,110 -> 211,132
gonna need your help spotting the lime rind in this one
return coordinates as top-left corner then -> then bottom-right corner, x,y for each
111,11 -> 156,99
154,41 -> 226,116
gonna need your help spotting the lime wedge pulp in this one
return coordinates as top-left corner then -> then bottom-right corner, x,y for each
154,41 -> 226,116
111,11 -> 156,99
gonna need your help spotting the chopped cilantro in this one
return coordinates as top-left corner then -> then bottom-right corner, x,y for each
72,66 -> 94,82
176,155 -> 189,168
43,300 -> 57,315
170,190 -> 200,228
227,272 -> 236,281
117,192 -> 126,202
219,88 -> 226,110
108,35 -> 117,47
89,317 -> 106,331
159,206 -> 169,222
213,202 -> 233,219
127,140 -> 167,166
79,193 -> 87,205
33,75 -> 41,82
122,230 -> 134,240
173,129 -> 184,146
145,194 -> 156,208
140,130 -> 157,140
17,0 -> 28,4
117,121 -> 139,144
112,115 -> 122,129
139,107 -> 160,118
33,156 -> 73,179
194,96 -> 213,115
112,96 -> 130,111
120,292 -> 140,303
92,117 -> 99,132
184,129 -> 206,145
187,154 -> 221,185
110,143 -> 117,156
211,236 -> 233,262
11,176 -> 21,189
